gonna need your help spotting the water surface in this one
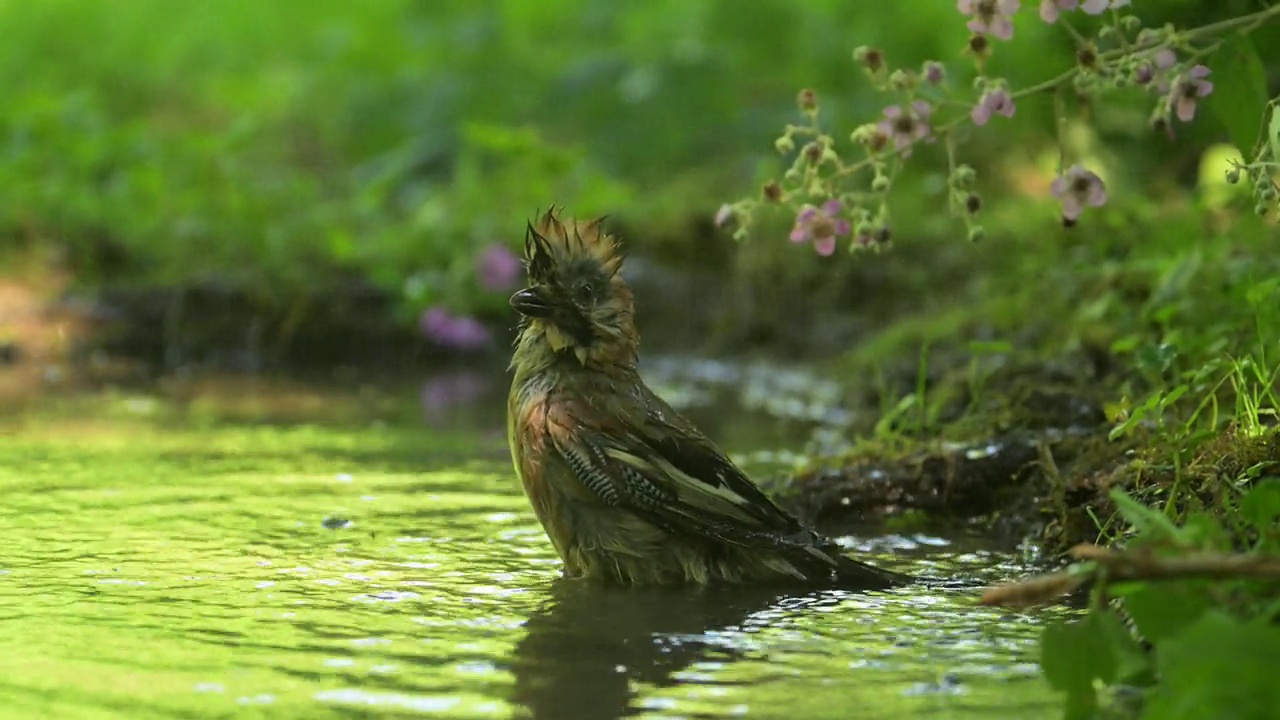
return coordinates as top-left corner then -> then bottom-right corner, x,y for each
0,373 -> 1065,719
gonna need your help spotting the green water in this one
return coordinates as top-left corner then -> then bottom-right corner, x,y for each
0,379 -> 1064,719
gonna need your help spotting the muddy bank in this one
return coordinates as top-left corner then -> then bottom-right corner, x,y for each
778,353 -> 1280,555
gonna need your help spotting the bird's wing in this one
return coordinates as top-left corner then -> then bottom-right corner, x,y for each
543,389 -> 815,550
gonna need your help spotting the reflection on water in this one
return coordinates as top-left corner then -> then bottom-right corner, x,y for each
0,379 -> 1065,719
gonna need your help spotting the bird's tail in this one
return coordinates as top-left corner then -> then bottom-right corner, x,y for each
788,541 -> 912,590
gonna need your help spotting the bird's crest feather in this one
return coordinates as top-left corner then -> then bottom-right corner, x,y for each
525,206 -> 623,278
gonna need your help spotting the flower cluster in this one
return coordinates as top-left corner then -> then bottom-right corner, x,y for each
717,0 -> 1280,256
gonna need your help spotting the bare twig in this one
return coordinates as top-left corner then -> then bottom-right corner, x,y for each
980,543 -> 1280,608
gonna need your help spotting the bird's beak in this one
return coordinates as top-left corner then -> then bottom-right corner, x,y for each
510,286 -> 554,318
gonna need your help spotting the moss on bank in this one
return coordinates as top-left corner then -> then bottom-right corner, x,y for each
771,190 -> 1280,558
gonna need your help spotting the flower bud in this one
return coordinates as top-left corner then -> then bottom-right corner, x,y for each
922,61 -> 946,86
951,164 -> 977,187
853,46 -> 884,73
797,89 -> 818,112
762,181 -> 783,203
1077,44 -> 1099,70
967,34 -> 989,57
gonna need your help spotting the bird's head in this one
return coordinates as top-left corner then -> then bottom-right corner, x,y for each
510,207 -> 638,369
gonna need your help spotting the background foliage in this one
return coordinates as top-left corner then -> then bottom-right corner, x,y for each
3,0 -> 1269,330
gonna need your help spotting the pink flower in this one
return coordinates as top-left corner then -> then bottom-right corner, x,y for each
420,307 -> 492,350
958,0 -> 1020,41
971,87 -> 1016,126
789,199 -> 850,256
1083,0 -> 1128,12
475,244 -> 521,291
876,101 -> 934,157
1050,165 -> 1107,224
1168,65 -> 1213,122
1043,0 -> 1125,21
1039,0 -> 1078,23
1147,49 -> 1179,89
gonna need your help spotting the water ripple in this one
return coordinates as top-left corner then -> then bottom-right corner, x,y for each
1,418 -> 1066,719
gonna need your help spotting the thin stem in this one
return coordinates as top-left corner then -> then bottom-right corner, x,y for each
1054,88 -> 1068,174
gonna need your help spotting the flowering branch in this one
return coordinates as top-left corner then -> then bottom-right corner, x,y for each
719,1 -> 1280,254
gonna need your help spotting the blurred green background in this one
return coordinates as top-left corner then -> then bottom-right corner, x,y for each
0,0 -> 1274,366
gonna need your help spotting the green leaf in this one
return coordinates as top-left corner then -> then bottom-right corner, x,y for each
1143,611 -> 1280,720
1115,583 -> 1212,644
1136,343 -> 1179,376
1110,392 -> 1164,440
1093,608 -> 1154,685
1209,36 -> 1268,156
1041,619 -> 1105,717
1240,477 -> 1280,529
1179,512 -> 1228,549
1042,611 -> 1154,719
1245,277 -> 1280,309
1159,384 -> 1189,411
1109,489 -> 1184,543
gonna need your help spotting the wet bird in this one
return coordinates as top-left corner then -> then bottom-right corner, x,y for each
506,207 -> 908,588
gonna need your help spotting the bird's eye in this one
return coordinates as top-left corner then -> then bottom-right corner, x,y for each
576,283 -> 594,304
